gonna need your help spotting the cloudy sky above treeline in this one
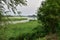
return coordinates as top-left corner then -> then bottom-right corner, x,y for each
4,0 -> 44,16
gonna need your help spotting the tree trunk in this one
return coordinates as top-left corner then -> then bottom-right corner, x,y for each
45,33 -> 58,40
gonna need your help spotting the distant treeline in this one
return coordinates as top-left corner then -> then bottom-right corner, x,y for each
2,15 -> 37,17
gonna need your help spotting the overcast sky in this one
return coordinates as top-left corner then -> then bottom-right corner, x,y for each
5,0 -> 44,16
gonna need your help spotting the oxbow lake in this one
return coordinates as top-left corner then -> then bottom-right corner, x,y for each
7,17 -> 37,24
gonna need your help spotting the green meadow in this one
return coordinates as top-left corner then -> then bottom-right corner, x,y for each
1,21 -> 46,40
5,21 -> 38,37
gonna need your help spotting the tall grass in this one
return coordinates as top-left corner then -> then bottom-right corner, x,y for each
3,21 -> 38,40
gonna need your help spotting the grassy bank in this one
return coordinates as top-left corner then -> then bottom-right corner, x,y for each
1,21 -> 46,40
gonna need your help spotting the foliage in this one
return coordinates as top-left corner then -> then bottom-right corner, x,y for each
37,0 -> 60,38
0,0 -> 27,14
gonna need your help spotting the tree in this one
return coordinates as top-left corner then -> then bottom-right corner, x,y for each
17,11 -> 21,16
37,0 -> 60,40
0,0 -> 27,14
